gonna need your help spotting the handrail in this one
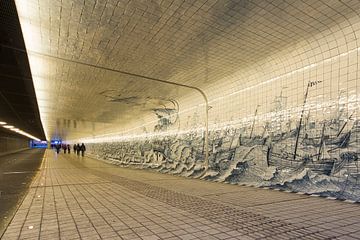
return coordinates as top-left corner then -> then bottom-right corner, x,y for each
0,44 -> 210,169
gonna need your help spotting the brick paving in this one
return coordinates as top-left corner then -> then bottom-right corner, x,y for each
2,150 -> 360,240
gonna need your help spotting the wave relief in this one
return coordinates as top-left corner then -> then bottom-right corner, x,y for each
87,117 -> 360,202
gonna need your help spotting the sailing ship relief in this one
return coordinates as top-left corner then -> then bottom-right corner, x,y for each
218,80 -> 360,200
87,81 -> 360,201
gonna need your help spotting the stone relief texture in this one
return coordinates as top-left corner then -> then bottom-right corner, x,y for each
87,83 -> 360,201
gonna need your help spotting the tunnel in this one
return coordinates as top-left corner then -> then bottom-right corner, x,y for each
0,0 -> 360,239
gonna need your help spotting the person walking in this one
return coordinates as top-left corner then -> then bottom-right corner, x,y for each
67,144 -> 71,154
55,143 -> 61,154
62,144 -> 67,154
76,143 -> 80,156
73,144 -> 77,154
80,143 -> 86,157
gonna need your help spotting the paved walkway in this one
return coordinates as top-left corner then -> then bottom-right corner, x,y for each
2,150 -> 360,240
0,149 -> 45,236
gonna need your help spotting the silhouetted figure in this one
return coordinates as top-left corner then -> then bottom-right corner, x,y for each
67,144 -> 71,154
80,143 -> 86,157
73,144 -> 77,153
62,144 -> 67,154
55,144 -> 61,154
76,143 -> 80,156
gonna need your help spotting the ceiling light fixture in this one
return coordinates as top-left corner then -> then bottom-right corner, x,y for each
0,121 -> 6,125
2,124 -> 41,141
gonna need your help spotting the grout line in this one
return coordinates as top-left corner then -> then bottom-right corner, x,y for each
30,181 -> 112,188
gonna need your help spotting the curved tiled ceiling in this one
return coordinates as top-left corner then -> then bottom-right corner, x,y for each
14,0 -> 360,140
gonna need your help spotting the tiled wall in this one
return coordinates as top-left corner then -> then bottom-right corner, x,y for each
84,2 -> 360,201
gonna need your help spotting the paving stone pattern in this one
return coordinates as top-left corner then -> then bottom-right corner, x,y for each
2,150 -> 360,240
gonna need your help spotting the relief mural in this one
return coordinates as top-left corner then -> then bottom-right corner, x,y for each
88,81 -> 360,201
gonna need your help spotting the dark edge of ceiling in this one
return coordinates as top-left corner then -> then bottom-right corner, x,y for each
0,0 -> 46,140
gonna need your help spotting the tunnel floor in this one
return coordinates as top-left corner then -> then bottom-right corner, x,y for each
2,150 -> 360,240
0,149 -> 45,237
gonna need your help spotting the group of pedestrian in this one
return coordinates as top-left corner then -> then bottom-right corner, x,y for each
74,143 -> 86,156
54,143 -> 86,156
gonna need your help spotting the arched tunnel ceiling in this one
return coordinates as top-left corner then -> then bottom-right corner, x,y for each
14,0 -> 360,140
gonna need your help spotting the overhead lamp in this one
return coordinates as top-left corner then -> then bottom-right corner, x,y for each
0,121 -> 6,125
2,124 -> 41,141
